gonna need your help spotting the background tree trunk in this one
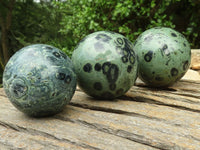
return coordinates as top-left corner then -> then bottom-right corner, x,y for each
0,0 -> 16,69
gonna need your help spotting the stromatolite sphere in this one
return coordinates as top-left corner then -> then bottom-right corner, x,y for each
134,27 -> 191,87
3,44 -> 77,117
72,31 -> 138,99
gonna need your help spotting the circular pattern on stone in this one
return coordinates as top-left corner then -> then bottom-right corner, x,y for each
83,63 -> 92,73
134,27 -> 191,87
72,31 -> 138,99
3,44 -> 77,117
94,63 -> 102,71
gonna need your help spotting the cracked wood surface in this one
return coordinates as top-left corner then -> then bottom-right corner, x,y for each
0,50 -> 200,150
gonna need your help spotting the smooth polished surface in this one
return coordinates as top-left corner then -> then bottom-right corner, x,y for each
134,27 -> 191,87
72,31 -> 138,99
3,44 -> 76,117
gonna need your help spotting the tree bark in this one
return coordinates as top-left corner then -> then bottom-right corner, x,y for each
0,0 -> 16,69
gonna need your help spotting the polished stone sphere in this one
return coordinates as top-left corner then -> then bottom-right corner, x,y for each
72,31 -> 138,99
3,44 -> 77,117
134,27 -> 191,87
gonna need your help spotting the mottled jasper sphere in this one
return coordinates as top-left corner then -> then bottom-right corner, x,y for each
72,31 -> 138,99
3,44 -> 77,117
134,27 -> 191,87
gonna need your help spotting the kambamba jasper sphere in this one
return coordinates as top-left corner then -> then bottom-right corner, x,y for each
72,31 -> 138,99
3,44 -> 77,117
134,27 -> 191,87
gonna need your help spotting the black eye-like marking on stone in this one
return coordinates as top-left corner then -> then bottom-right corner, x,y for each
161,44 -> 170,56
121,56 -> 128,63
46,46 -> 53,50
130,49 -> 135,56
171,33 -> 177,37
95,34 -> 112,43
129,55 -> 135,64
94,63 -> 102,71
116,37 -> 124,45
56,72 -> 66,80
123,49 -> 129,56
175,40 -> 178,43
53,52 -> 61,58
94,42 -> 105,52
64,75 -> 71,84
12,83 -> 27,98
102,62 -> 111,74
106,64 -> 119,83
144,51 -> 153,62
94,82 -> 103,91
127,65 -> 132,73
162,44 -> 168,50
183,42 -> 187,47
102,62 -> 119,90
171,68 -> 179,76
183,60 -> 189,70
83,63 -> 92,73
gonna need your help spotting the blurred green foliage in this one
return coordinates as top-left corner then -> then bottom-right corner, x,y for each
56,0 -> 200,53
9,0 -> 74,56
2,0 -> 200,59
0,0 -> 200,75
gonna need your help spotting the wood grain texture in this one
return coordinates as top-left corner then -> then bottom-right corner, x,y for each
1,78 -> 200,150
0,50 -> 200,150
191,50 -> 200,70
0,89 -> 154,150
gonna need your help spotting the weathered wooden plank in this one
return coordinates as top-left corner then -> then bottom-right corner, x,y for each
0,91 -> 154,150
72,89 -> 200,128
133,79 -> 200,112
56,105 -> 200,150
68,82 -> 200,149
182,69 -> 200,81
191,50 -> 200,70
0,123 -> 85,150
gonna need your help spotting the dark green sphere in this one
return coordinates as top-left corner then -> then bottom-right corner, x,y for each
3,44 -> 77,117
134,27 -> 191,87
72,31 -> 138,99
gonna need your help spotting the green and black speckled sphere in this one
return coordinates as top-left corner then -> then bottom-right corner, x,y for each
72,31 -> 138,99
134,27 -> 191,87
3,44 -> 77,117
